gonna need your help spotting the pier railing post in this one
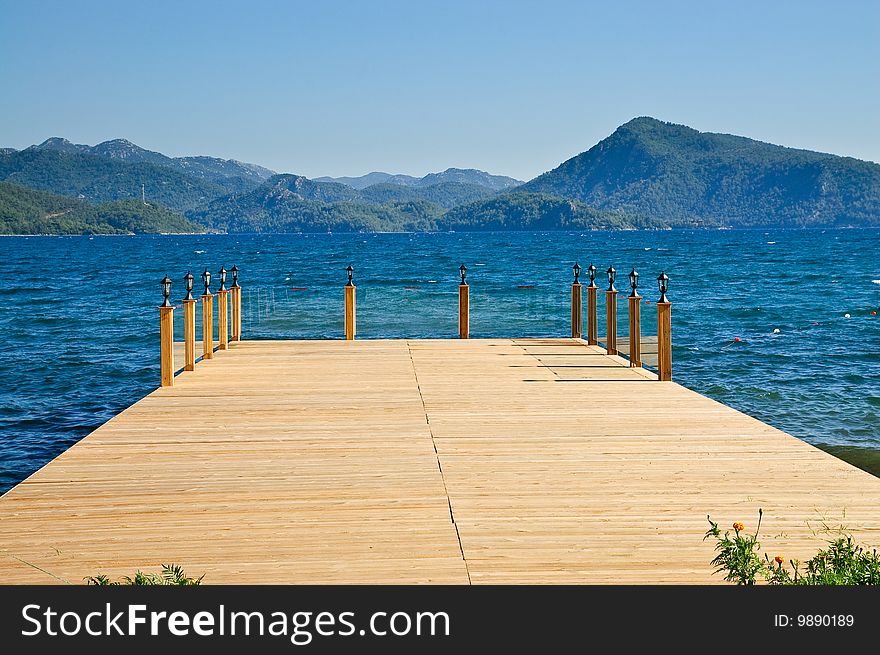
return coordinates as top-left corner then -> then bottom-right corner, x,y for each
230,265 -> 241,342
159,276 -> 174,387
627,269 -> 642,367
571,263 -> 582,339
182,271 -> 196,371
605,266 -> 618,355
458,264 -> 469,339
217,267 -> 229,351
586,263 -> 598,345
344,265 -> 356,340
657,272 -> 672,381
201,269 -> 214,359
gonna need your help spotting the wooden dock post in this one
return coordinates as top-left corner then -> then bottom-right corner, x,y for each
627,269 -> 642,367
217,267 -> 229,351
657,272 -> 672,381
159,276 -> 174,387
230,265 -> 241,342
344,265 -> 356,340
605,266 -> 618,355
458,264 -> 469,339
571,263 -> 582,339
201,269 -> 214,359
182,271 -> 196,371
586,263 -> 598,345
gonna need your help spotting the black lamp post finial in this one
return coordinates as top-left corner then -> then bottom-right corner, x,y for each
657,271 -> 669,303
572,262 -> 581,284
183,271 -> 194,301
218,267 -> 227,292
160,275 -> 173,307
346,264 -> 354,286
628,269 -> 639,297
459,264 -> 468,285
230,265 -> 240,289
202,269 -> 211,296
587,263 -> 597,288
606,266 -> 616,292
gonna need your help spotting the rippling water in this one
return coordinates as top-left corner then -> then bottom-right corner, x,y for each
0,228 -> 878,492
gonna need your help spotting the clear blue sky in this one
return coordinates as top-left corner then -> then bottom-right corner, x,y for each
1,0 -> 878,180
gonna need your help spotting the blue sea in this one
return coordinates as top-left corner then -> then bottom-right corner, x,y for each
1,228 -> 879,493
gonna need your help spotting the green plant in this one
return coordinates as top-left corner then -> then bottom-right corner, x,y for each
705,510 -> 880,585
85,564 -> 203,586
705,509 -> 766,585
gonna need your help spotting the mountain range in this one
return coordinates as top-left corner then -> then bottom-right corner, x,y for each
30,137 -> 275,186
2,117 -> 880,234
315,168 -> 522,191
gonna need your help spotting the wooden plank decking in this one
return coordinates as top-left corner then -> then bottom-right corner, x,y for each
1,338 -> 879,584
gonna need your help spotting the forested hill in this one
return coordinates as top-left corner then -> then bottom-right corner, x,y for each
519,117 -> 880,227
0,149 -> 231,212
0,181 -> 203,235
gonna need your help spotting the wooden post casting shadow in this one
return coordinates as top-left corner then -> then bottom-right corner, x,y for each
218,289 -> 229,351
183,299 -> 196,371
159,305 -> 174,387
459,283 -> 469,339
657,301 -> 672,381
202,292 -> 214,359
571,281 -> 582,339
605,289 -> 618,355
628,293 -> 642,367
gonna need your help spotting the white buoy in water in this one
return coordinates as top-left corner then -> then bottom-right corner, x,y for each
844,313 -> 851,318
773,328 -> 780,334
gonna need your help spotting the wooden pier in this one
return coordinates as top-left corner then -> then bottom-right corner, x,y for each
2,337 -> 879,584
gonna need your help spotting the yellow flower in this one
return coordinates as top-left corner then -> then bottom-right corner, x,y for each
774,555 -> 784,565
733,522 -> 745,532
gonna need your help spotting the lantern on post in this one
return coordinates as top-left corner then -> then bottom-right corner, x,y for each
629,269 -> 640,298
230,265 -> 241,342
160,276 -> 173,307
627,269 -> 642,367
158,276 -> 174,387
571,262 -> 583,338
182,271 -> 196,371
344,265 -> 356,339
605,266 -> 618,355
201,269 -> 214,359
183,271 -> 194,301
586,263 -> 598,344
656,271 -> 672,381
657,271 -> 669,303
217,267 -> 229,350
458,264 -> 469,338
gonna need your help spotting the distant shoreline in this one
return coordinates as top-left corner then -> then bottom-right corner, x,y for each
0,232 -> 207,237
1,225 -> 878,237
